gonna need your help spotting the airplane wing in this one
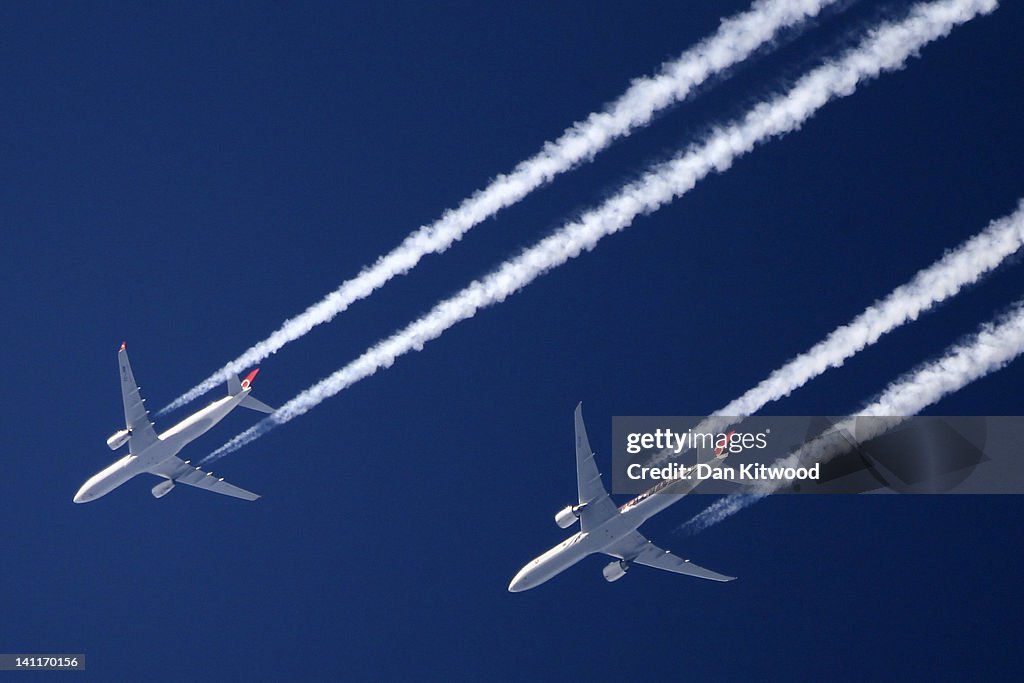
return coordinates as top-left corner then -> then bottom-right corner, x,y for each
150,456 -> 260,501
574,403 -> 619,532
604,531 -> 736,582
118,343 -> 159,453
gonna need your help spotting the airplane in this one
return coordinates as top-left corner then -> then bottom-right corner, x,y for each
74,342 -> 273,503
508,403 -> 736,592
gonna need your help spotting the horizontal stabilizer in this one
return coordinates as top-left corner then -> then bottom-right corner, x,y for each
226,370 -> 274,412
240,394 -> 275,414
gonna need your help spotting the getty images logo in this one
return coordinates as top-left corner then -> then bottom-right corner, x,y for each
625,428 -> 770,457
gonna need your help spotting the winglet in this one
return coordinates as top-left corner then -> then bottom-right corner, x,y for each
240,368 -> 260,390
120,341 -> 126,351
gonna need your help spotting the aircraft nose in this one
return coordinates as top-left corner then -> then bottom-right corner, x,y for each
73,484 -> 91,504
508,567 -> 531,593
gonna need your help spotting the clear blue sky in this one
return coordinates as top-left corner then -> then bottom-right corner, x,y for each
2,1 -> 1022,679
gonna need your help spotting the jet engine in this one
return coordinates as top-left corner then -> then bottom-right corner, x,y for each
151,480 -> 175,499
554,504 -> 583,529
106,428 -> 131,450
602,560 -> 630,583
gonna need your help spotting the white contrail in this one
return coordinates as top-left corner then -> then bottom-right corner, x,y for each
159,0 -> 839,415
203,0 -> 998,463
716,204 -> 1024,414
646,200 -> 1024,465
682,300 -> 1024,533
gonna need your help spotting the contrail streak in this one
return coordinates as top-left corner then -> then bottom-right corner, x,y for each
646,200 -> 1024,465
160,0 -> 839,415
682,300 -> 1024,534
203,0 -> 998,463
717,204 -> 1024,414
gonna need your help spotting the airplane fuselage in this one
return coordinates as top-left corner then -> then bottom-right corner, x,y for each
74,393 -> 247,503
509,460 -> 722,591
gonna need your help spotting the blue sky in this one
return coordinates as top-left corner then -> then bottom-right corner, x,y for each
2,1 -> 1023,679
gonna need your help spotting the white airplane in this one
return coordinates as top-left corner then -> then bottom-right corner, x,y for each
74,342 -> 273,503
508,404 -> 736,592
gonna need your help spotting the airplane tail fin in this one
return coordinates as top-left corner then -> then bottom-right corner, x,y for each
226,369 -> 276,414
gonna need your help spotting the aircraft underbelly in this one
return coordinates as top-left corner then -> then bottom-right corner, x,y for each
97,467 -> 139,496
159,415 -> 218,452
78,456 -> 144,501
588,515 -> 639,551
533,542 -> 593,585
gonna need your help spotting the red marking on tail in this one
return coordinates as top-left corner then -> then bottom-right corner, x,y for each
120,341 -> 126,351
241,368 -> 260,389
714,430 -> 737,456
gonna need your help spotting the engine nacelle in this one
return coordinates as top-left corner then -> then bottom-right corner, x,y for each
602,560 -> 629,583
106,428 -> 131,450
554,504 -> 582,529
151,480 -> 175,499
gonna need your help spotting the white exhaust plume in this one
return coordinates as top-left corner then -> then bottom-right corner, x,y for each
159,0 -> 839,415
202,0 -> 998,463
716,203 -> 1024,414
681,300 -> 1024,534
646,200 -> 1024,466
